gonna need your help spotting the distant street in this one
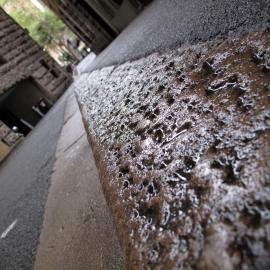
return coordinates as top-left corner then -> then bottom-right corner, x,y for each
0,90 -> 70,269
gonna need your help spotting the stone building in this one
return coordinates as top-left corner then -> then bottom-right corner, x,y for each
0,7 -> 72,161
42,0 -> 151,54
42,0 -> 114,54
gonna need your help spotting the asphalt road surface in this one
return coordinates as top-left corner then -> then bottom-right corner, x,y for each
0,90 -> 70,269
83,0 -> 270,73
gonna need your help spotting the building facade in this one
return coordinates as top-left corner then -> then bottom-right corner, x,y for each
42,0 -> 114,54
42,0 -> 151,54
0,7 -> 72,161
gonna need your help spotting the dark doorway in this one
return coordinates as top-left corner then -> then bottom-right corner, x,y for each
0,78 -> 51,136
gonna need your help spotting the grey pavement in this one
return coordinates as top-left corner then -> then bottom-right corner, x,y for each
0,88 -> 72,269
35,92 -> 125,270
82,0 -> 270,73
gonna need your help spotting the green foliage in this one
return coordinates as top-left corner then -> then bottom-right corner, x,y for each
0,0 -> 11,6
59,51 -> 74,63
1,0 -> 65,49
31,10 -> 65,47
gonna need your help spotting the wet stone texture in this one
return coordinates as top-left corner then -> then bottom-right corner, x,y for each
75,30 -> 270,270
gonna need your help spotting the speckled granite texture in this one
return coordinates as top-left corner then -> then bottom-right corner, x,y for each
75,30 -> 270,270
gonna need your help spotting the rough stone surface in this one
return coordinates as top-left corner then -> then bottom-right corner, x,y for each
75,30 -> 270,270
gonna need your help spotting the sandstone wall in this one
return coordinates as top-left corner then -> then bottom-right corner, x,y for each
42,0 -> 113,54
75,30 -> 270,269
0,8 -> 72,103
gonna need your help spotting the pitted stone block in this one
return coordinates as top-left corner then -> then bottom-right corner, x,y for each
76,30 -> 270,270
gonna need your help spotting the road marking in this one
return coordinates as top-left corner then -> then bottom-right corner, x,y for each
1,219 -> 18,239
